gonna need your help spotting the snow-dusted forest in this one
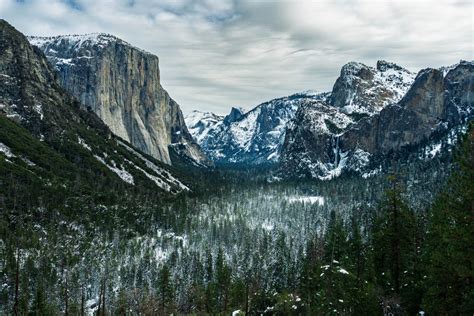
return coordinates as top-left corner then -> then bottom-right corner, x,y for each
3,141 -> 469,315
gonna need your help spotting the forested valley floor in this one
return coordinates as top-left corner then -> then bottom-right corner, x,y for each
1,129 -> 473,315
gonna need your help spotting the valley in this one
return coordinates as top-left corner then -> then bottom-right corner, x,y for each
0,143 -> 459,314
0,14 -> 472,316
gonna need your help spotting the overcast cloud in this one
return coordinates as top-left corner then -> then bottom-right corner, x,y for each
1,0 -> 472,114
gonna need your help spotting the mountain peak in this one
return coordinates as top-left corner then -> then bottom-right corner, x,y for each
376,60 -> 404,72
340,61 -> 370,75
330,60 -> 415,114
28,32 -> 153,57
29,32 -> 119,48
223,107 -> 245,125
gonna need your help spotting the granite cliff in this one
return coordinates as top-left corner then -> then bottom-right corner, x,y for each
29,33 -> 210,167
280,61 -> 473,179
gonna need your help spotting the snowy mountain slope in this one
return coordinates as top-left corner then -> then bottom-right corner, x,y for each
187,60 -> 414,166
185,110 -> 224,144
280,61 -> 474,179
187,91 -> 326,164
28,33 -> 211,168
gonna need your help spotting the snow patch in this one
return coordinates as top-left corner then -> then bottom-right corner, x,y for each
428,143 -> 442,158
78,137 -> 92,151
33,104 -> 44,120
117,140 -> 189,192
94,155 -> 134,185
338,268 -> 349,275
287,196 -> 325,206
21,157 -> 36,166
261,221 -> 274,231
0,143 -> 15,158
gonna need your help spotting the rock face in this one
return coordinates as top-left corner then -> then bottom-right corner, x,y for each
0,19 -> 190,193
329,60 -> 415,114
28,33 -> 210,167
280,61 -> 474,179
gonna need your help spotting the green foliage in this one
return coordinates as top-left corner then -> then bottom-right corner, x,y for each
157,265 -> 174,315
423,128 -> 474,315
372,177 -> 419,312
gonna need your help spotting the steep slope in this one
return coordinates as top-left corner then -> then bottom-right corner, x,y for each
280,61 -> 474,179
28,33 -> 210,167
0,19 -> 190,195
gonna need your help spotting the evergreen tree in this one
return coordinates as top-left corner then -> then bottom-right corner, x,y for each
324,210 -> 348,265
372,175 -> 418,313
215,247 -> 231,312
157,264 -> 174,315
423,128 -> 474,314
299,237 -> 322,311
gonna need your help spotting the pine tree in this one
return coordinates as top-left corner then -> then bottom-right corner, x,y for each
324,210 -> 348,265
157,264 -> 174,315
299,237 -> 322,311
423,127 -> 474,314
372,175 -> 418,313
215,247 -> 231,312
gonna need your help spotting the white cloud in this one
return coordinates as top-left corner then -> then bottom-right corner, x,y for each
2,0 -> 472,114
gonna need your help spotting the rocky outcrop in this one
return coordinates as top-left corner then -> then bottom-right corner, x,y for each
329,60 -> 415,114
0,19 -> 190,193
28,33 -> 210,167
223,107 -> 244,125
280,61 -> 474,179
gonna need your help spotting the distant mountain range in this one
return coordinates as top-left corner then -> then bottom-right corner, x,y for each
185,97 -> 302,165
1,18 -> 472,184
186,60 -> 473,179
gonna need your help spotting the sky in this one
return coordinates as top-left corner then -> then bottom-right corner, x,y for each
1,0 -> 472,115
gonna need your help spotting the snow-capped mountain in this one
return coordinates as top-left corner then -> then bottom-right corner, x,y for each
28,33 -> 211,167
187,61 -> 415,166
329,60 -> 416,115
280,61 -> 474,179
185,59 -> 472,180
186,92 -> 325,164
185,110 -> 224,144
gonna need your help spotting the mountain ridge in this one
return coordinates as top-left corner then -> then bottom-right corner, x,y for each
280,61 -> 473,179
186,60 -> 416,166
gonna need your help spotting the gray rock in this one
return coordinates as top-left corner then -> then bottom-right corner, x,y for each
0,19 -> 190,193
28,33 -> 210,167
280,61 -> 474,179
